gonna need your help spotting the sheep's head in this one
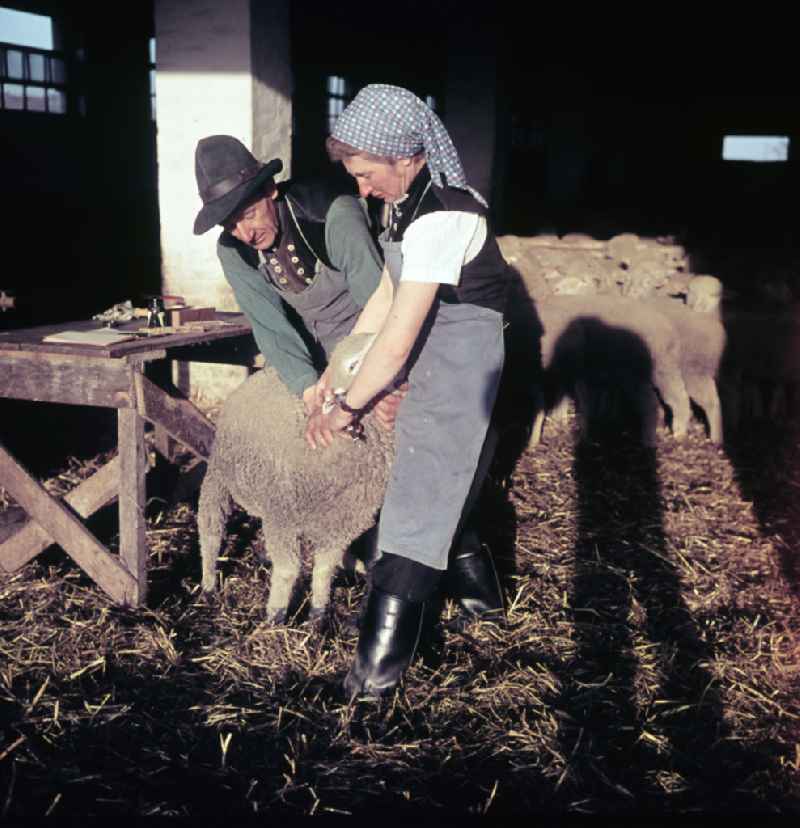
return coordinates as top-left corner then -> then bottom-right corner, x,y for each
606,233 -> 643,267
327,332 -> 378,395
686,275 -> 723,313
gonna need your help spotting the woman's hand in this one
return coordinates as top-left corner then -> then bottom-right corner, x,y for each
373,381 -> 409,430
305,404 -> 354,449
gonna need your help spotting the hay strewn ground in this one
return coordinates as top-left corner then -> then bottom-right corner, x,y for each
1,414 -> 799,818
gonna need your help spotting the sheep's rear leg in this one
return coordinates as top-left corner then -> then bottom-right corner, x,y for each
198,471 -> 233,592
527,387 -> 548,448
264,529 -> 302,624
686,374 -> 723,443
307,543 -> 347,630
655,371 -> 691,440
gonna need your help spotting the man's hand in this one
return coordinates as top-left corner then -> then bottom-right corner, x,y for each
373,381 -> 409,430
305,404 -> 353,449
302,369 -> 333,416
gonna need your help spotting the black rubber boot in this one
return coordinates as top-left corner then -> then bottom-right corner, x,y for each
343,586 -> 424,701
444,528 -> 505,622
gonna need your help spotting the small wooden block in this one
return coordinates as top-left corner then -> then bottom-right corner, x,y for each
167,307 -> 215,326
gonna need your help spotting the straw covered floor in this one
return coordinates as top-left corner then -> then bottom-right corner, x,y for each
1,409 -> 799,818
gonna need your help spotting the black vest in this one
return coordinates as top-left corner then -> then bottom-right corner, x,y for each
219,176 -> 372,287
387,168 -> 509,314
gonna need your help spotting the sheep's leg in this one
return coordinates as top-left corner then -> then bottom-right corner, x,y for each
528,409 -> 545,448
527,387 -> 548,449
197,470 -> 233,592
550,395 -> 571,426
654,370 -> 691,440
263,528 -> 302,624
308,543 -> 347,629
686,374 -> 724,443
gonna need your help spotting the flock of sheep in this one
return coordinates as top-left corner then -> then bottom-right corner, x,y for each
498,232 -> 800,447
198,232 -> 800,620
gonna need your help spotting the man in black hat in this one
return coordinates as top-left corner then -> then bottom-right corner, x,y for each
194,134 -> 386,415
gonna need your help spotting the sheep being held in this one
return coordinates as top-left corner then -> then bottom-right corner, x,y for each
198,333 -> 393,625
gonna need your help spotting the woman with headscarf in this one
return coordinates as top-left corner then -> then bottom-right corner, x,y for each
305,84 -> 509,700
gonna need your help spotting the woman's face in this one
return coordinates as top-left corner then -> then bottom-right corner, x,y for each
343,156 -> 416,203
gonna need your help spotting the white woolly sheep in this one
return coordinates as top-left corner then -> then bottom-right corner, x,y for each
540,266 -> 731,442
198,333 -> 393,626
644,296 -> 730,442
506,285 -> 693,447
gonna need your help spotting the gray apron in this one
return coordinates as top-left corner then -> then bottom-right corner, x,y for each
376,235 -> 505,570
261,259 -> 361,362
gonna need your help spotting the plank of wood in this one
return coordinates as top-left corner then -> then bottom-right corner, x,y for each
0,351 -> 134,407
164,337 -> 260,366
134,373 -> 215,460
0,457 -> 121,572
0,443 -> 138,604
118,409 -> 148,606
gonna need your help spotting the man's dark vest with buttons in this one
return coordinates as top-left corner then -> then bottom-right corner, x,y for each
260,178 -> 344,293
219,176 -> 355,288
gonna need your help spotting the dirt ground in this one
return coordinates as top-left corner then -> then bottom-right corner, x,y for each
1,408 -> 799,818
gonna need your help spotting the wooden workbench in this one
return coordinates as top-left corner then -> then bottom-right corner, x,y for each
0,313 -> 256,606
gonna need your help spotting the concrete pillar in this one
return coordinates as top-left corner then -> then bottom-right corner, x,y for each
154,0 -> 291,403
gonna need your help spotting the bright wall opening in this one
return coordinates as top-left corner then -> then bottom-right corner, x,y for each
722,135 -> 789,162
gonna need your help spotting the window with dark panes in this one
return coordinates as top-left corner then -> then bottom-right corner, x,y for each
148,36 -> 156,122
326,75 -> 352,134
0,6 -> 67,114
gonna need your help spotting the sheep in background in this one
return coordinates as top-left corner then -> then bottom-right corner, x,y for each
605,233 -> 690,300
498,235 -> 621,297
606,233 -> 688,274
680,273 -> 799,428
502,264 -> 692,447
198,333 -> 393,626
645,295 -> 729,442
551,273 -> 730,443
686,275 -> 724,313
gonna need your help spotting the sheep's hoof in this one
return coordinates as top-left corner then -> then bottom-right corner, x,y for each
265,607 -> 288,625
195,588 -> 216,606
307,607 -> 331,635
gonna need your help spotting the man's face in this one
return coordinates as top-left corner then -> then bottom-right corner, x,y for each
224,186 -> 279,249
343,156 -> 413,203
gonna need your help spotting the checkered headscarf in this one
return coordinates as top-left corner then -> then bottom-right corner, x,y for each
332,84 -> 487,207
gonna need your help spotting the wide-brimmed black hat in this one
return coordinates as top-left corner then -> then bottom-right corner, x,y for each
193,135 -> 283,235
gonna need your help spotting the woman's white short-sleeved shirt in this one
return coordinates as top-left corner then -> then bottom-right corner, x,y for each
399,211 -> 487,286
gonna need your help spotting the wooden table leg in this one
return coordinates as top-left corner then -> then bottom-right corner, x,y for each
0,456 -> 120,572
118,408 -> 148,606
0,443 -> 138,603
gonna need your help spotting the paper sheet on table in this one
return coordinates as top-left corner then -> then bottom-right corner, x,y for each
41,329 -> 138,346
